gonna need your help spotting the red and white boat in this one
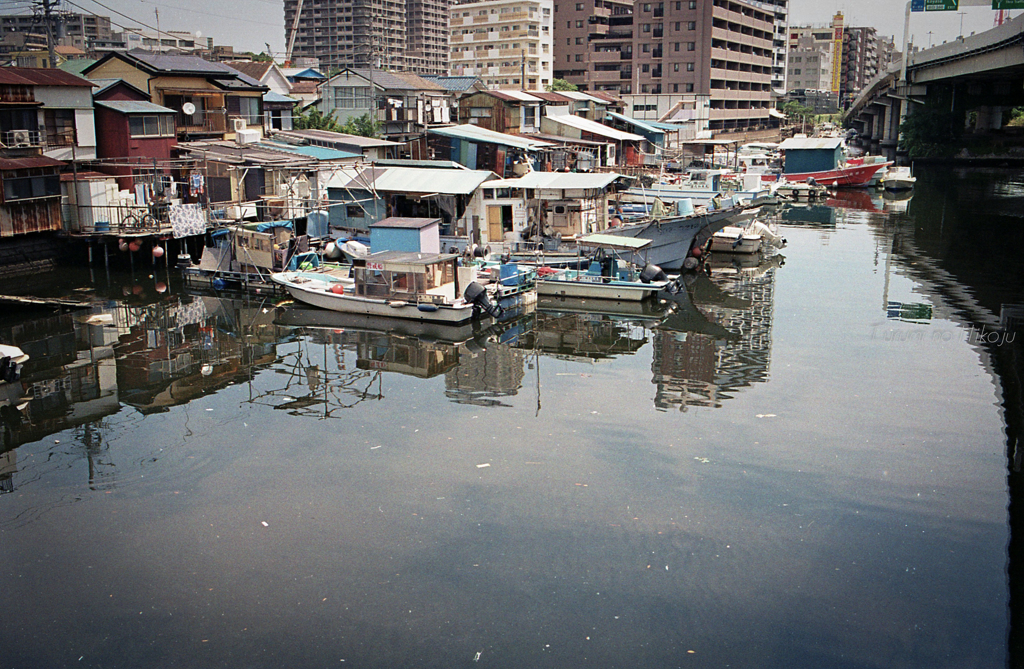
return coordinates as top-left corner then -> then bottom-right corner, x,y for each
777,137 -> 891,188
780,161 -> 892,188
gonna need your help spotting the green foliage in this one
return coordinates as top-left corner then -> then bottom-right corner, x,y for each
1009,107 -> 1024,128
292,108 -> 380,137
547,79 -> 578,92
898,105 -> 961,158
338,113 -> 380,138
781,101 -> 815,121
294,107 -> 342,132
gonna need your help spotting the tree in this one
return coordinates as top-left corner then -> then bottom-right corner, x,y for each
547,79 -> 578,92
339,113 -> 380,138
781,101 -> 815,123
898,105 -> 961,158
293,107 -> 342,132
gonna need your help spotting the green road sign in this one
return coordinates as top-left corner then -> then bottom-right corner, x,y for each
924,0 -> 958,9
993,0 -> 1024,8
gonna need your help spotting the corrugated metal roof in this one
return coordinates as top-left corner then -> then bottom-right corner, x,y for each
556,91 -> 606,104
428,124 -> 552,150
0,156 -> 65,170
273,129 -> 401,147
0,67 -> 94,87
257,141 -> 358,160
95,100 -> 175,114
485,172 -> 623,190
778,137 -> 844,150
529,92 -> 572,103
544,114 -> 644,142
421,75 -> 482,92
327,166 -> 497,195
490,90 -> 543,103
605,111 -> 664,136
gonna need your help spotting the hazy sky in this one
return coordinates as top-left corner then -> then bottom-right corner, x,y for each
35,0 -> 1020,58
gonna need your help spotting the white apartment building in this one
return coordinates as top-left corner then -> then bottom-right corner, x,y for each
449,0 -> 554,91
786,24 -> 836,92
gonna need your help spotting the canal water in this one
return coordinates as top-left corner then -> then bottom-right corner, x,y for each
1,166 -> 1022,668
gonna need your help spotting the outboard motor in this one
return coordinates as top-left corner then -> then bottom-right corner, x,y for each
464,281 -> 503,319
639,263 -> 667,284
807,177 -> 818,187
176,253 -> 193,269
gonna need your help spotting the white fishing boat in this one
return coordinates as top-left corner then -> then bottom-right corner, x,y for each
272,251 -> 502,324
536,235 -> 668,301
710,221 -> 787,254
882,166 -> 916,191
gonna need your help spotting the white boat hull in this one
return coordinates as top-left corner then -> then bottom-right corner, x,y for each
273,273 -> 482,324
601,206 -> 751,270
536,276 -> 664,301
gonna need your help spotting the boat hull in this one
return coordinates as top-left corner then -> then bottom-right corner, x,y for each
600,206 -> 750,271
782,161 -> 892,187
536,276 -> 664,301
272,273 -> 482,324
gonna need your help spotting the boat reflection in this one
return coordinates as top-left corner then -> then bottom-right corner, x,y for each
651,254 -> 780,411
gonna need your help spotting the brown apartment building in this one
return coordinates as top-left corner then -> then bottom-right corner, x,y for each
554,0 -> 774,135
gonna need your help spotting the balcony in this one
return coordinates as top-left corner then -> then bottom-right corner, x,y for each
1,129 -> 43,147
590,50 -> 622,63
176,108 -> 228,135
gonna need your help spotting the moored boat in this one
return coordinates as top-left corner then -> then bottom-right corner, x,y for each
882,166 -> 917,191
536,234 -> 668,302
778,137 -> 891,188
272,251 -> 501,324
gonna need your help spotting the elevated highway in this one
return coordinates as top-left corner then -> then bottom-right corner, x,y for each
847,13 -> 1024,157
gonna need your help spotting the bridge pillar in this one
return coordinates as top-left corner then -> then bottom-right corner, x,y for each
975,105 -> 1007,131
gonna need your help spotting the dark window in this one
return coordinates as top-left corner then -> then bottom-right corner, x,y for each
3,174 -> 60,202
129,115 -> 175,138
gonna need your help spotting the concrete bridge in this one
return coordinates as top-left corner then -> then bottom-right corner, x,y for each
847,13 -> 1024,157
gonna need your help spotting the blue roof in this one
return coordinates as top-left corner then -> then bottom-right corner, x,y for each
263,91 -> 297,103
257,141 -> 358,160
605,111 -> 665,136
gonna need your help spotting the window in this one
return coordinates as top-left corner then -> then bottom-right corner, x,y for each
642,2 -> 651,10
675,21 -> 680,30
575,19 -> 583,26
346,205 -> 364,218
3,173 -> 60,202
237,96 -> 260,125
643,23 -> 651,32
642,63 -> 649,72
686,83 -> 694,92
333,86 -> 372,109
575,54 -> 582,61
688,0 -> 696,7
687,41 -> 695,51
642,43 -> 650,52
673,83 -> 679,92
686,62 -> 694,71
673,62 -> 679,72
793,68 -> 801,75
128,115 -> 175,137
576,37 -> 583,44
687,21 -> 696,30
576,2 -> 583,8
674,42 -> 680,51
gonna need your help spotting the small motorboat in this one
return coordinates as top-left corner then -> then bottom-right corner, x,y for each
536,234 -> 668,302
882,166 -> 916,191
710,220 -> 787,254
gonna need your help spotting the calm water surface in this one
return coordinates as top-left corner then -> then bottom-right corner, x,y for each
1,166 -> 1022,668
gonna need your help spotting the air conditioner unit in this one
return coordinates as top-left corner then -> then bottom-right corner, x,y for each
236,128 -> 260,145
233,118 -> 247,133
11,129 -> 31,146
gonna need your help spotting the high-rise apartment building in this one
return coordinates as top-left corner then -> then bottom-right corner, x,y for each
284,0 -> 450,74
449,0 -> 554,89
0,12 -> 112,50
552,0 -> 774,135
841,25 -> 878,105
758,0 -> 789,91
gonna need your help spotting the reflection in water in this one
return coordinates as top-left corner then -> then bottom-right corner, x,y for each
652,254 -> 779,411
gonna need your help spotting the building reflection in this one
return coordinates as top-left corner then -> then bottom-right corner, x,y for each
651,255 -> 781,411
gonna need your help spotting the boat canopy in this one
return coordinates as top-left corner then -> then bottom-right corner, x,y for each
356,251 -> 459,274
578,234 -> 652,251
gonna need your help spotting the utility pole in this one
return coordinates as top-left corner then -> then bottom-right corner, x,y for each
39,0 -> 57,68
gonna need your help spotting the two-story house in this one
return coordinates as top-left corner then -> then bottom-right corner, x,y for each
0,67 -> 97,161
320,69 -> 451,143
83,51 -> 269,141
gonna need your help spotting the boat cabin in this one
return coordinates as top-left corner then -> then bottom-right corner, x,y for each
352,252 -> 462,305
778,137 -> 844,175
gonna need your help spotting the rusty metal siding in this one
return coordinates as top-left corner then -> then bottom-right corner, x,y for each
0,199 -> 62,237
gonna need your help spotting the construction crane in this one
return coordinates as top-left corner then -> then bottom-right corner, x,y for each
285,0 -> 305,64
